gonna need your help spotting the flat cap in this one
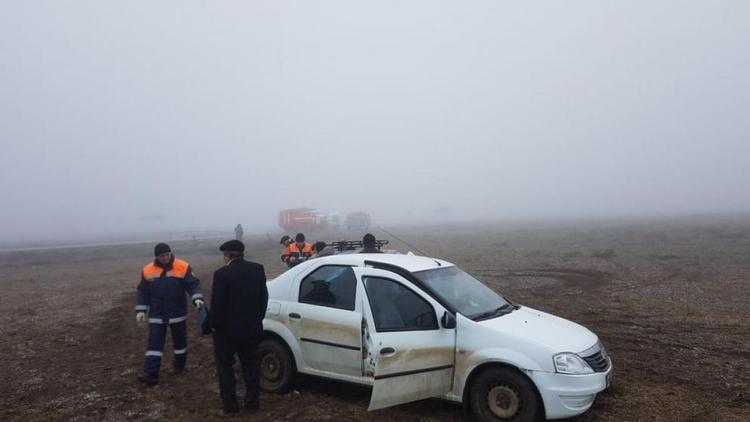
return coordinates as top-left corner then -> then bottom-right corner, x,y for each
219,239 -> 245,253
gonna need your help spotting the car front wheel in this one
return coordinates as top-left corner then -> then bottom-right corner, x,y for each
469,367 -> 542,422
259,338 -> 294,393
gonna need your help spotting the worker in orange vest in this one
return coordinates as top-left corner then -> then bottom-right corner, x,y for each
281,233 -> 313,267
135,243 -> 203,386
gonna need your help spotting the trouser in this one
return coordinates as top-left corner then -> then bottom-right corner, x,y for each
213,332 -> 260,413
143,320 -> 187,377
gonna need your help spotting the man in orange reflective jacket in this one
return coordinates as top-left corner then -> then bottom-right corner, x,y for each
135,243 -> 203,386
281,233 -> 313,268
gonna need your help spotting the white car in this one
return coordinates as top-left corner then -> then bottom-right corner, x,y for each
259,253 -> 612,421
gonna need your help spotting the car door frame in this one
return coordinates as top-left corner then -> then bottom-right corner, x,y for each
354,267 -> 457,411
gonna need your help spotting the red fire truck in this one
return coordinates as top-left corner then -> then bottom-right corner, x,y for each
278,208 -> 319,232
279,208 -> 365,232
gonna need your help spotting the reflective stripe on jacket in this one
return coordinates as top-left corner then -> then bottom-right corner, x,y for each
135,258 -> 203,323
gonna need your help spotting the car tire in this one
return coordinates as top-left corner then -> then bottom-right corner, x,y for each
259,339 -> 294,393
469,367 -> 542,422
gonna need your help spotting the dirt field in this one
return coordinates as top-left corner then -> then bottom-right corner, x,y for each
2,217 -> 749,421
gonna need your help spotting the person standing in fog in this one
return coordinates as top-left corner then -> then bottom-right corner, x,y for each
360,233 -> 383,253
135,243 -> 204,386
311,241 -> 335,258
234,224 -> 243,241
209,240 -> 268,416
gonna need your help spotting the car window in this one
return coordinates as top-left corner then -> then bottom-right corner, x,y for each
363,276 -> 438,331
299,265 -> 356,311
414,266 -> 510,320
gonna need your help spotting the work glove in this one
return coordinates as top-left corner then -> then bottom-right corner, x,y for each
136,312 -> 146,323
194,299 -> 205,309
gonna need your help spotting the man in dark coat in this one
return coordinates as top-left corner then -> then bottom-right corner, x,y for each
360,233 -> 383,253
311,241 -> 335,258
209,240 -> 268,416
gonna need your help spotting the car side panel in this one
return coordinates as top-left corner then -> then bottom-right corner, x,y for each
452,313 -> 548,401
296,302 -> 363,377
262,313 -> 306,370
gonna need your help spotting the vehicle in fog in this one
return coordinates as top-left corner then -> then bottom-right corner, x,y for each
258,253 -> 612,421
315,212 -> 341,230
279,208 -> 343,232
344,212 -> 371,231
278,208 -> 319,232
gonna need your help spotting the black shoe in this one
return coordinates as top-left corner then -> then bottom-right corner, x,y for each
243,402 -> 259,414
137,374 -> 158,386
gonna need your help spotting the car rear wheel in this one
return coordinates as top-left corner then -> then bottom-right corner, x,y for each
469,367 -> 542,422
259,338 -> 294,393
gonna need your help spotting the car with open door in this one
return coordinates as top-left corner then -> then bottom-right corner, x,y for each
259,253 -> 612,421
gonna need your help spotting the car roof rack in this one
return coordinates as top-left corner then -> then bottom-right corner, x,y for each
328,239 -> 389,252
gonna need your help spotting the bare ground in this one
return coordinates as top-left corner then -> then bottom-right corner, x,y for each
1,217 -> 749,421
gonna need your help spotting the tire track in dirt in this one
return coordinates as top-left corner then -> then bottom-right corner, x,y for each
507,268 -> 611,289
471,267 -> 613,294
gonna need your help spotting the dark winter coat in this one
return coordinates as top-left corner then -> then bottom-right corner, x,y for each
209,259 -> 268,339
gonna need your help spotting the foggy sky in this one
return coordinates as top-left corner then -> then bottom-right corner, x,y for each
1,1 -> 749,243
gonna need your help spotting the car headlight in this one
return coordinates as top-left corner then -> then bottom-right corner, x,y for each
553,352 -> 594,375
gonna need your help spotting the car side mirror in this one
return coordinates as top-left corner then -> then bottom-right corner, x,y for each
441,311 -> 456,329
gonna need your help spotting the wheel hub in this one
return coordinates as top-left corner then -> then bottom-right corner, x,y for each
487,385 -> 521,419
261,354 -> 281,380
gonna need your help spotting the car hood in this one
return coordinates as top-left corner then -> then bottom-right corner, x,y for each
476,306 -> 597,354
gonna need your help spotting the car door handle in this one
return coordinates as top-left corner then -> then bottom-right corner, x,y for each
380,347 -> 396,355
289,312 -> 301,319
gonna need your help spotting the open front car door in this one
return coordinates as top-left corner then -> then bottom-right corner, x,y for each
354,268 -> 456,411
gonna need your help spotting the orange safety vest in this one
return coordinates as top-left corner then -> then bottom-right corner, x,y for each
281,242 -> 314,265
142,258 -> 190,281
136,258 -> 203,322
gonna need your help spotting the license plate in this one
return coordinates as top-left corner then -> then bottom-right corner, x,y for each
605,372 -> 613,388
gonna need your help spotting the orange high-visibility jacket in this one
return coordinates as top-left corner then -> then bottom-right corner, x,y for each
135,258 -> 203,323
281,242 -> 313,267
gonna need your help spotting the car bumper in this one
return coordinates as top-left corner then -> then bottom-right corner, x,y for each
528,364 -> 612,419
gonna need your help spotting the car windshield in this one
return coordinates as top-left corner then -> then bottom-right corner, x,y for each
413,266 -> 512,321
